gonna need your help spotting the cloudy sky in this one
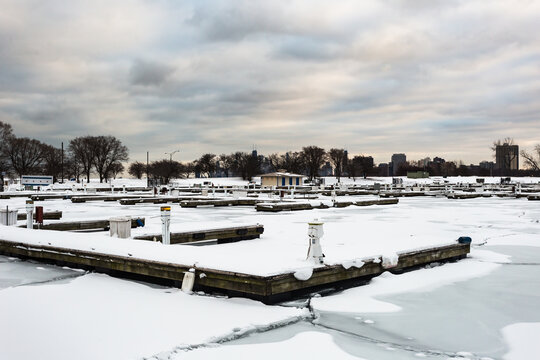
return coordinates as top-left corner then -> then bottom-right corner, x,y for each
1,0 -> 539,165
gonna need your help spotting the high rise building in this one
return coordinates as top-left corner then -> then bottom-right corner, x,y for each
391,153 -> 406,175
495,144 -> 519,171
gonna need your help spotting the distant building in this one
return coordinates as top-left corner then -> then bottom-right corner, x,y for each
479,161 -> 494,170
342,150 -> 349,176
260,172 -> 304,187
391,153 -> 406,175
378,163 -> 390,176
320,161 -> 333,176
495,144 -> 519,171
418,157 -> 431,168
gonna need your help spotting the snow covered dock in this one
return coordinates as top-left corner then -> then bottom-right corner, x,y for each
0,227 -> 469,303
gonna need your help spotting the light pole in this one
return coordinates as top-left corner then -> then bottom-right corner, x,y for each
165,149 -> 180,162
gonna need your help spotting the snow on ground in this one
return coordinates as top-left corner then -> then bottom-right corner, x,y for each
1,189 -> 539,277
311,249 -> 508,314
0,273 -> 307,360
502,323 -> 540,359
1,177 -> 540,359
168,331 -> 364,360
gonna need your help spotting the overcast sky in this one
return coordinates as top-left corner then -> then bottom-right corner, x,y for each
1,0 -> 539,165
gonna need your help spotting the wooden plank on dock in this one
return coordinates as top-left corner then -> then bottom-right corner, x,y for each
379,192 -> 426,198
71,195 -> 144,203
179,199 -> 261,207
0,193 -> 32,199
17,211 -> 62,221
256,202 -> 313,212
30,194 -> 71,201
354,198 -> 399,206
133,224 -> 265,244
446,193 -> 490,199
20,217 -> 145,231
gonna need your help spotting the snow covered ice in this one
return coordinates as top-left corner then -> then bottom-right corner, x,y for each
1,177 -> 540,359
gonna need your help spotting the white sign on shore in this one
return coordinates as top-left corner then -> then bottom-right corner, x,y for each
21,175 -> 53,186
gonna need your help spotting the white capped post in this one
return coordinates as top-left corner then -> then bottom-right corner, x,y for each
25,200 -> 34,229
307,219 -> 324,264
181,269 -> 196,293
161,205 -> 171,245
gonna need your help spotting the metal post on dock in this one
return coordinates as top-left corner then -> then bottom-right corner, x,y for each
26,200 -> 34,229
307,219 -> 324,264
181,269 -> 195,293
161,206 -> 171,245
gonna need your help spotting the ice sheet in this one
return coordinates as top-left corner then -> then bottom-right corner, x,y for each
0,273 -> 307,360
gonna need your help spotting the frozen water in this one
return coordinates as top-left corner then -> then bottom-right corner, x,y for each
1,179 -> 540,359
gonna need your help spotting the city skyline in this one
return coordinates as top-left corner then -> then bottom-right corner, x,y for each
1,1 -> 539,165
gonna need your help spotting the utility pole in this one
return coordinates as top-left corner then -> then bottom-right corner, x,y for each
146,151 -> 149,188
165,149 -> 179,162
61,142 -> 64,184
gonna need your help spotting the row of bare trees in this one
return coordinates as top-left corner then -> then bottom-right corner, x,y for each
128,152 -> 263,183
0,121 -> 129,184
127,146 -> 374,182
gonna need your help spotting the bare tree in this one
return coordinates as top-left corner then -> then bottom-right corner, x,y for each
149,160 -> 184,184
218,154 -> 235,177
40,144 -> 63,182
4,137 -> 44,177
0,121 -> 13,142
301,146 -> 326,180
128,161 -> 146,179
270,151 -> 305,174
107,162 -> 125,179
0,121 -> 14,188
328,148 -> 346,182
267,153 -> 282,172
521,145 -> 540,171
92,136 -> 129,182
64,155 -> 83,181
195,153 -> 216,177
490,137 -> 515,153
183,162 -> 195,179
231,152 -> 250,180
69,136 -> 95,182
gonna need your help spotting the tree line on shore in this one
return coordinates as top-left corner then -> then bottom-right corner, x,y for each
2,120 -> 540,185
128,147 -> 375,183
0,121 -> 127,183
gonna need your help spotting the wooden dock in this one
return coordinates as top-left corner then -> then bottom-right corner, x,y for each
179,199 -> 271,208
379,191 -> 427,198
0,238 -> 470,304
17,211 -> 63,221
70,195 -> 144,203
256,202 -> 313,212
447,193 -> 491,199
133,224 -> 264,244
21,217 -> 145,231
256,198 -> 398,212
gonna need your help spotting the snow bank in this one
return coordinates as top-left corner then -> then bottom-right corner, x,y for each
502,323 -> 540,360
0,273 -> 307,360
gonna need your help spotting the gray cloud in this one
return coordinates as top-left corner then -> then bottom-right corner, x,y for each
0,0 -> 539,165
129,59 -> 176,87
